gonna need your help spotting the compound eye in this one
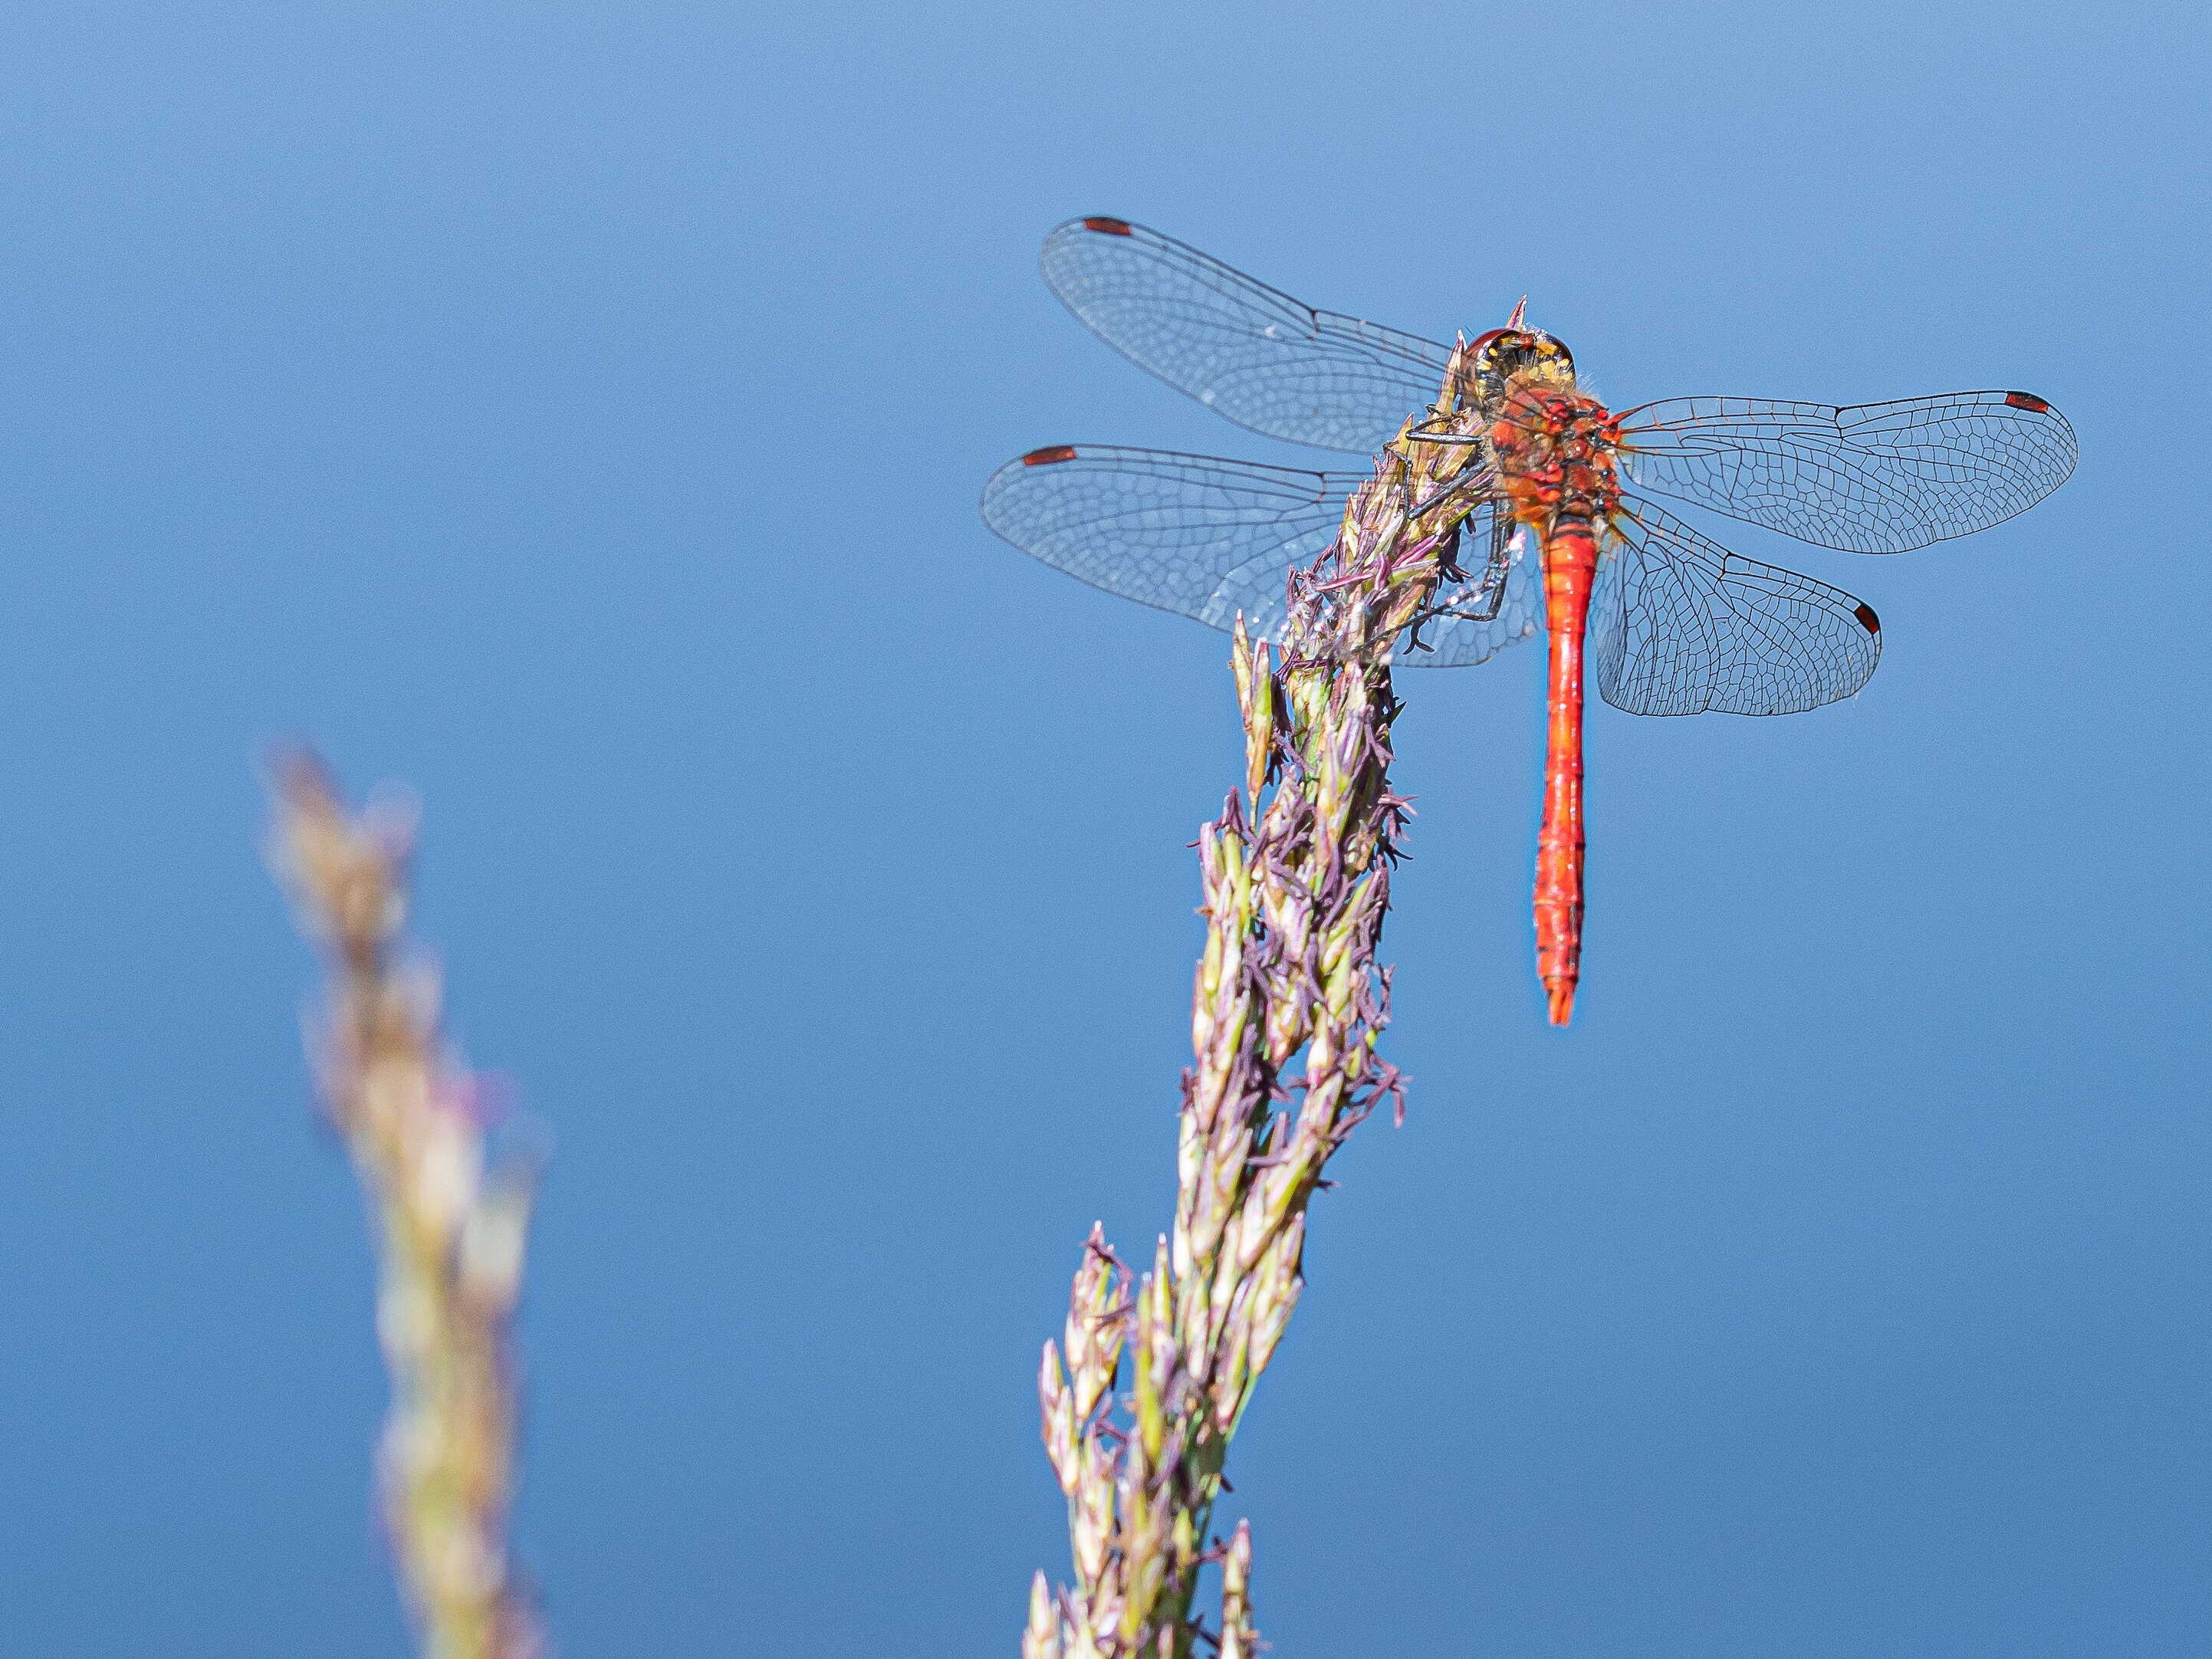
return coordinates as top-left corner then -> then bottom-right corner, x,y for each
1470,327 -> 1540,367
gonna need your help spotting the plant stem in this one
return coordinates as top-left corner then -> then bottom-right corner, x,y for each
1026,342 -> 1490,1659
268,754 -> 543,1659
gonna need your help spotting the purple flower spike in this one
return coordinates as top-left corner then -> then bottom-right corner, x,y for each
268,754 -> 544,1659
1024,343 -> 1491,1659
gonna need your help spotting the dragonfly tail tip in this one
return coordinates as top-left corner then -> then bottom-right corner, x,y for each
1545,980 -> 1576,1026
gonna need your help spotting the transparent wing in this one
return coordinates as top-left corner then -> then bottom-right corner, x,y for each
1591,495 -> 1883,716
981,445 -> 1364,640
981,445 -> 1537,668
1039,216 -> 1454,455
1617,391 -> 2078,553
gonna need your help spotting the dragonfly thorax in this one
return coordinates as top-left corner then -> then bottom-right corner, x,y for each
1489,382 -> 1623,533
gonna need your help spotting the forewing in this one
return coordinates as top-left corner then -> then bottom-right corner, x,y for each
981,445 -> 1363,643
1619,391 -> 2077,552
1592,496 -> 1882,716
1039,217 -> 1454,455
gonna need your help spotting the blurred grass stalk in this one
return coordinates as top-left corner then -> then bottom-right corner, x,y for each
268,754 -> 542,1659
1025,343 -> 1489,1659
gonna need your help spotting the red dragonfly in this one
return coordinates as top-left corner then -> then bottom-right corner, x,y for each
982,217 -> 2076,1024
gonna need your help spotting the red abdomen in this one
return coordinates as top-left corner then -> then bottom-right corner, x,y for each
1534,524 -> 1596,1025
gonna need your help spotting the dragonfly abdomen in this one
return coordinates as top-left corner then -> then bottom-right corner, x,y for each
1533,520 -> 1598,1027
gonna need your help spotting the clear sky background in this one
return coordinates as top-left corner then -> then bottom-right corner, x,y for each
0,4 -> 2204,1656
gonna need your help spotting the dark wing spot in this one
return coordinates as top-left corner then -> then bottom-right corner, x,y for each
1080,216 -> 1134,236
2005,391 -> 2052,412
1022,445 -> 1080,466
1853,602 -> 1881,636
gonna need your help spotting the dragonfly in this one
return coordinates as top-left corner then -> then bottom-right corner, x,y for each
981,216 -> 2076,1025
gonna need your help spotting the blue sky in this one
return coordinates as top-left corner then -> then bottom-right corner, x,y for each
0,3 -> 2205,1655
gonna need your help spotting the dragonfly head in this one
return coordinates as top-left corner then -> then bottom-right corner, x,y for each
1465,324 -> 1576,412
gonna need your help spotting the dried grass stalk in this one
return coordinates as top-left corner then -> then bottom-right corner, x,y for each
268,753 -> 543,1659
1025,343 -> 1490,1659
